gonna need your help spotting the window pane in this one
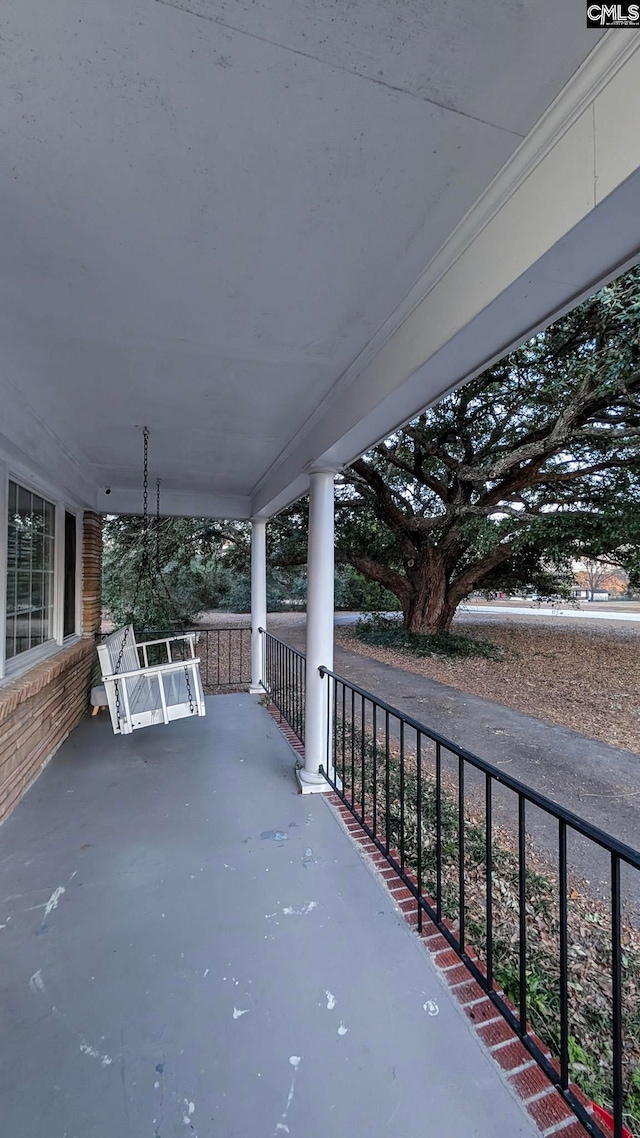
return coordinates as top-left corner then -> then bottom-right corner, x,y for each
6,514 -> 17,566
5,481 -> 56,662
6,569 -> 16,613
17,485 -> 31,518
5,615 -> 15,660
14,615 -> 29,656
31,572 -> 44,609
16,523 -> 31,570
63,512 -> 77,637
30,611 -> 41,649
16,571 -> 31,609
43,535 -> 55,571
43,571 -> 54,611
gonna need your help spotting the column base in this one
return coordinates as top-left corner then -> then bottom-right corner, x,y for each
295,767 -> 342,794
249,685 -> 265,695
295,767 -> 332,795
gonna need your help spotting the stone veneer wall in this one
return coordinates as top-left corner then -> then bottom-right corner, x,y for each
0,511 -> 103,825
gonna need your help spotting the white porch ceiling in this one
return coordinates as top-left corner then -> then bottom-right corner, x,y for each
0,1 -> 637,518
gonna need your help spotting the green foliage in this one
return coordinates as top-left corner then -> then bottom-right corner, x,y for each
102,515 -> 234,631
353,614 -> 503,659
326,264 -> 640,631
103,514 -> 402,626
335,565 -> 401,612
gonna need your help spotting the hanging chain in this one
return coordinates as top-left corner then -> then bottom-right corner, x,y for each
156,478 -> 162,573
112,426 -> 196,723
113,426 -> 150,729
141,426 -> 150,577
156,469 -> 195,713
184,662 -> 195,714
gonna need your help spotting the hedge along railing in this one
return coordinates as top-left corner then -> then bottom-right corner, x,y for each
260,629 -> 306,743
318,666 -> 640,1138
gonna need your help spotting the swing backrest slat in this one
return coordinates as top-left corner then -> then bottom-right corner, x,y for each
100,625 -> 141,676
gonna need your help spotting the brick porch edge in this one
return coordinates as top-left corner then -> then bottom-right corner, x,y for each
264,702 -> 607,1138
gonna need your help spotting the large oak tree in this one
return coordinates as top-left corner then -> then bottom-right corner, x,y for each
271,266 -> 640,633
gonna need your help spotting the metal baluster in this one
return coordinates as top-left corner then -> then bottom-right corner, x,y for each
416,732 -> 423,933
459,754 -> 465,952
385,710 -> 390,856
350,686 -> 355,808
332,677 -> 338,783
361,694 -> 366,821
400,719 -> 405,873
341,683 -> 346,788
283,644 -> 287,721
559,819 -> 569,1090
611,853 -> 623,1138
519,794 -> 527,1035
372,702 -> 378,839
301,657 -> 306,744
485,774 -> 493,990
436,742 -> 442,922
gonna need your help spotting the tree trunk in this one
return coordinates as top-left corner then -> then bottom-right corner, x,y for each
401,557 -> 457,635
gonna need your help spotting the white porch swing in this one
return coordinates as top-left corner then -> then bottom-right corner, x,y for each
97,428 -> 206,735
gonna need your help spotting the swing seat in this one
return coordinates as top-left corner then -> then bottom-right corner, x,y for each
97,626 -> 206,735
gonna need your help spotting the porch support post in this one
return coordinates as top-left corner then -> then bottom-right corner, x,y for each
298,469 -> 335,793
249,518 -> 267,694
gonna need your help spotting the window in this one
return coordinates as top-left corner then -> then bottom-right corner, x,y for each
63,511 -> 77,638
5,481 -> 56,661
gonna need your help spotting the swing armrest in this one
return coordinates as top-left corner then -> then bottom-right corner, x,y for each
103,658 -> 201,682
136,633 -> 197,650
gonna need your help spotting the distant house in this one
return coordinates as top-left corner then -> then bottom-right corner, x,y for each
572,561 -> 628,601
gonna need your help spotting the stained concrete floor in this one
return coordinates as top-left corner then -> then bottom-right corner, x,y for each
0,696 -> 539,1138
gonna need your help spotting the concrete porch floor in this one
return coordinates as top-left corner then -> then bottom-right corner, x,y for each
0,696 -> 538,1138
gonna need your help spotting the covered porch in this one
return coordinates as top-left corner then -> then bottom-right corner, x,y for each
1,5 -> 640,1135
0,694 -> 537,1137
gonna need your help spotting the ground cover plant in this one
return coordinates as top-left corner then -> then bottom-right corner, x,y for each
341,615 -> 640,752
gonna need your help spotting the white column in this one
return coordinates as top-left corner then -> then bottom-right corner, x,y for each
249,519 -> 267,694
299,469 -> 335,792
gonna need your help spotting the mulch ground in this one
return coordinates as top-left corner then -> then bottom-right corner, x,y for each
336,618 -> 640,754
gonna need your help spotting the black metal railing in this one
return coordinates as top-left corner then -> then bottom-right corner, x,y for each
133,627 -> 252,692
319,666 -> 640,1138
260,629 -> 306,743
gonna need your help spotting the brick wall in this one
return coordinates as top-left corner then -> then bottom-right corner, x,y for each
82,511 -> 103,637
0,511 -> 103,825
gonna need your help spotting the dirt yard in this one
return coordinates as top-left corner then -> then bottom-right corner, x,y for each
336,617 -> 640,754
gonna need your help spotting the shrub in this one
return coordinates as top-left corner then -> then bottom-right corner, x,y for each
353,614 -> 504,660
